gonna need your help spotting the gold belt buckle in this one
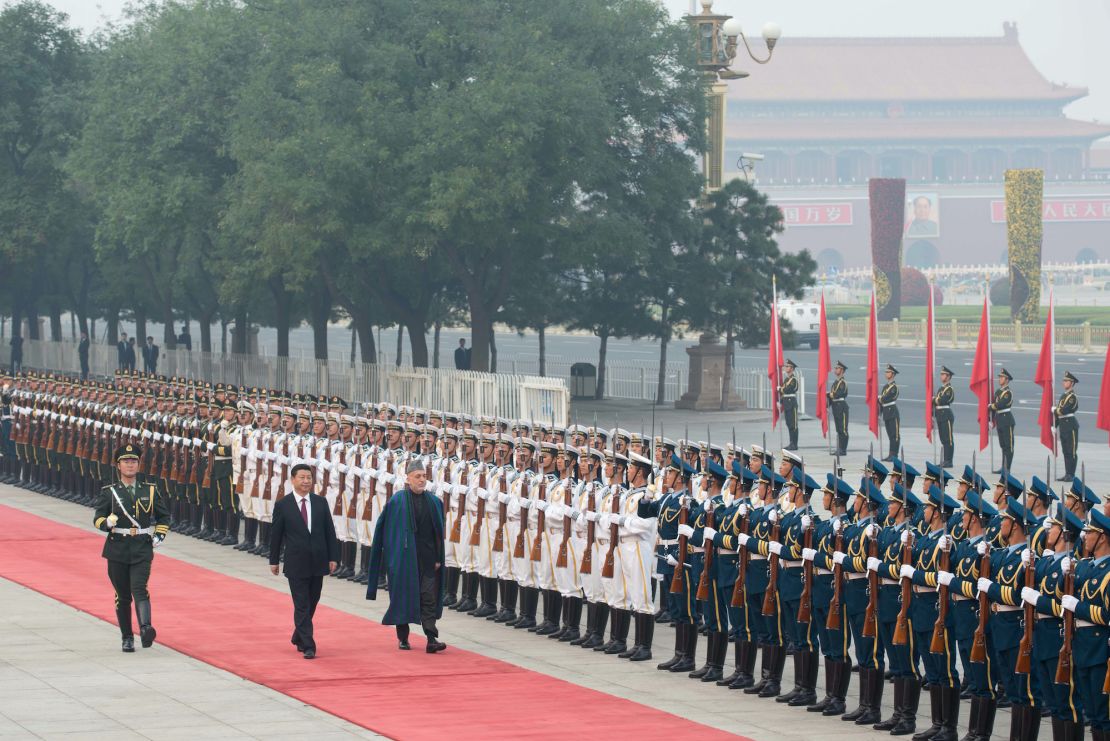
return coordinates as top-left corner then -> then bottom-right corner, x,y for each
129,527 -> 138,536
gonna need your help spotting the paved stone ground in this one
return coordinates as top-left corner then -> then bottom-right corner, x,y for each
0,483 -> 1056,740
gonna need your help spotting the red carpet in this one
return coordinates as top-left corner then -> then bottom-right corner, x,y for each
0,504 -> 746,740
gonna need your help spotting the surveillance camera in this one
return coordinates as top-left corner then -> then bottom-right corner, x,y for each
740,152 -> 765,162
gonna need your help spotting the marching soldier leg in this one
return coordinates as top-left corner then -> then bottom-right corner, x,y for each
885,410 -> 900,460
1059,418 -> 1078,480
107,560 -> 136,652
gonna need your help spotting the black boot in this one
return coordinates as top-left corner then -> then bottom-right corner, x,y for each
354,546 -> 371,584
758,645 -> 785,697
571,601 -> 595,646
220,513 -> 240,546
958,696 -> 981,741
931,685 -> 959,741
843,666 -> 872,721
234,517 -> 255,550
619,611 -> 642,658
471,577 -> 497,618
657,623 -> 685,670
729,640 -> 759,690
489,580 -> 508,621
117,604 -> 135,652
746,644 -> 775,694
497,582 -> 518,624
604,609 -> 629,654
718,638 -> 744,686
701,631 -> 728,683
891,676 -> 921,735
135,599 -> 156,648
874,675 -> 906,731
670,621 -> 698,672
788,650 -> 819,705
559,597 -> 582,643
337,542 -> 355,578
534,591 -> 560,635
913,685 -> 944,740
583,603 -> 608,649
808,654 -> 835,713
513,587 -> 538,630
629,613 -> 654,661
441,567 -> 458,606
777,648 -> 805,703
689,631 -> 717,679
256,522 -> 271,558
1008,705 -> 1025,741
455,573 -> 477,612
821,659 -> 851,716
855,665 -> 885,725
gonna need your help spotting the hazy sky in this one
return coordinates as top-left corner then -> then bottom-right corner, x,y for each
41,0 -> 1110,123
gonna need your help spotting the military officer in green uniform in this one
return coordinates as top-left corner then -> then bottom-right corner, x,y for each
880,364 -> 900,462
93,443 -> 170,652
989,368 -> 1015,474
933,366 -> 955,468
828,361 -> 849,457
1054,371 -> 1079,482
780,359 -> 800,452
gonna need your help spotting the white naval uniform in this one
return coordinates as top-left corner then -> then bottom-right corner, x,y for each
619,486 -> 658,614
574,481 -> 603,603
352,445 -> 378,548
232,425 -> 254,518
450,461 -> 478,574
506,470 -> 536,589
489,466 -> 516,581
528,474 -> 559,591
547,478 -> 581,598
467,462 -> 496,579
595,484 -> 625,610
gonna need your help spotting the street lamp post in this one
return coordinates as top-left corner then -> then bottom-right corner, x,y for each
685,0 -> 781,192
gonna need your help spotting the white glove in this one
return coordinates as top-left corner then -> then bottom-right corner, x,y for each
899,564 -> 916,580
769,542 -> 783,557
95,421 -> 103,430
206,442 -> 217,451
976,541 -> 988,556
1061,595 -> 1079,613
977,577 -> 993,595
568,508 -> 581,520
937,535 -> 951,551
1021,587 -> 1040,607
678,524 -> 695,539
1020,549 -> 1032,566
867,556 -> 882,573
801,514 -> 813,529
616,515 -> 628,527
937,571 -> 954,586
575,513 -> 586,527
1061,557 -> 1072,575
738,503 -> 749,517
665,554 -> 679,567
142,429 -> 152,440
498,492 -> 510,504
767,509 -> 779,524
598,513 -> 609,528
832,519 -> 843,534
535,500 -> 548,512
475,488 -> 489,500
585,511 -> 598,522
832,552 -> 846,565
152,534 -> 165,549
867,524 -> 879,539
1043,549 -> 1054,558
703,526 -> 718,542
106,513 -> 119,529
192,437 -> 203,448
519,499 -> 532,510
801,547 -> 816,562
737,534 -> 750,548
900,530 -> 911,545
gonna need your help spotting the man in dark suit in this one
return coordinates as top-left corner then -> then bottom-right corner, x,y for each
142,336 -> 159,373
454,338 -> 469,370
78,331 -> 90,379
270,463 -> 339,659
117,333 -> 129,370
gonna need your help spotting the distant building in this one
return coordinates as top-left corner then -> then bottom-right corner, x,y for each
727,23 -> 1110,269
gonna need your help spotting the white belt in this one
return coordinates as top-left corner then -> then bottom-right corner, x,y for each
1077,620 -> 1098,629
781,394 -> 796,398
817,568 -> 833,576
913,586 -> 936,595
719,549 -> 739,555
1058,414 -> 1075,419
934,405 -> 951,410
882,402 -> 897,407
690,546 -> 705,554
749,554 -> 767,561
996,409 -> 1012,415
846,573 -> 868,581
782,560 -> 802,568
659,539 -> 678,546
953,595 -> 973,602
111,527 -> 153,537
214,455 -> 232,461
995,604 -> 1022,613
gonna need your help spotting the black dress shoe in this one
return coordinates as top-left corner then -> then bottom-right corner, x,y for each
122,637 -> 135,653
398,640 -> 411,650
302,649 -> 316,659
426,640 -> 447,654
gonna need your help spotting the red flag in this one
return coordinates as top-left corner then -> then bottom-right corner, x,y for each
925,283 -> 936,441
816,294 -> 831,437
865,290 -> 880,437
969,293 -> 994,451
768,277 -> 784,428
1098,339 -> 1110,445
1035,289 -> 1056,452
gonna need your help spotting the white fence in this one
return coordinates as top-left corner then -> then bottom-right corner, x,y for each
2,339 -> 570,423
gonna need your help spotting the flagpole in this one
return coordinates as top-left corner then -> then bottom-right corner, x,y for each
874,286 -> 882,458
985,274 -> 996,473
1050,279 -> 1059,480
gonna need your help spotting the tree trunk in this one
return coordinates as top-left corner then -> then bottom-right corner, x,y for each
595,331 -> 609,400
349,324 -> 356,366
162,291 -> 176,350
106,306 -> 119,345
10,295 -> 23,341
69,312 -> 76,341
274,295 -> 290,359
433,321 -> 441,369
353,315 -> 375,364
89,319 -> 96,342
538,325 -> 546,377
395,325 -> 404,366
48,302 -> 62,341
721,327 -> 733,411
406,319 -> 429,368
232,307 -> 249,354
198,313 -> 214,353
220,320 -> 228,354
25,298 -> 40,340
466,300 -> 492,372
134,305 -> 147,346
489,325 -> 497,373
309,286 -> 330,361
656,302 -> 670,405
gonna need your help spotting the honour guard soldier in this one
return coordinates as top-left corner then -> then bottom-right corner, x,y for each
933,366 -> 956,468
1065,476 -> 1100,519
838,478 -> 887,725
776,469 -> 822,707
1060,507 -> 1110,739
976,495 -> 1038,739
740,465 -> 788,697
989,368 -> 1015,473
689,459 -> 730,682
618,451 -> 658,661
828,360 -> 849,456
781,359 -> 800,451
709,462 -> 751,685
1054,371 -> 1079,482
880,364 -> 900,462
93,443 -> 170,652
1021,503 -> 1084,739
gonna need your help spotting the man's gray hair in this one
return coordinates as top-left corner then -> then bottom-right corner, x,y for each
406,458 -> 425,475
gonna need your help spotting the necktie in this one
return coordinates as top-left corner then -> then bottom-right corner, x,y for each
300,497 -> 308,526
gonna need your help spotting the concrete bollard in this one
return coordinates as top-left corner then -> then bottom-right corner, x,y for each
891,318 -> 900,347
951,318 -> 958,349
1014,320 -> 1021,351
1083,321 -> 1092,352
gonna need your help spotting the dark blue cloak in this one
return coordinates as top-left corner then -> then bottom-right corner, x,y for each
365,488 -> 445,625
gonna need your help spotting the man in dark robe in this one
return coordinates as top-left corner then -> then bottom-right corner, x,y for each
366,458 -> 447,653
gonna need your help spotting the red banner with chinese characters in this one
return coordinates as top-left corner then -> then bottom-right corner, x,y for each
990,198 -> 1110,223
777,202 -> 854,227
